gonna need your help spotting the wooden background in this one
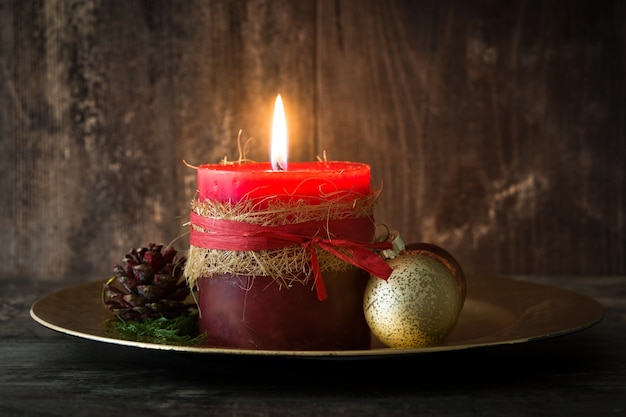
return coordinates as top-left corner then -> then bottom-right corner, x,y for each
1,0 -> 624,284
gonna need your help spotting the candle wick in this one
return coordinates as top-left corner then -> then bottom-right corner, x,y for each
276,161 -> 286,171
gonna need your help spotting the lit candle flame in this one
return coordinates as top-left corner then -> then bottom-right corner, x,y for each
271,94 -> 288,171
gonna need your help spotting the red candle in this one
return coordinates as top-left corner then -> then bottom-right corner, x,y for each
187,95 -> 390,350
197,161 -> 371,203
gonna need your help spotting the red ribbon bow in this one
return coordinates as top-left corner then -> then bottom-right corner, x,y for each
189,211 -> 392,300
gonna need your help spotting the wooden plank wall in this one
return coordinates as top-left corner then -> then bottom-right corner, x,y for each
1,0 -> 624,283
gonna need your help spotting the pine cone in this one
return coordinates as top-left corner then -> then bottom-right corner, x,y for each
103,243 -> 192,321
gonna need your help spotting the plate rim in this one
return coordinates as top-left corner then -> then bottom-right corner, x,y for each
30,274 -> 605,359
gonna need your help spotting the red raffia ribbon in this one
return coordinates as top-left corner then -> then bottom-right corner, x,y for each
189,211 -> 393,301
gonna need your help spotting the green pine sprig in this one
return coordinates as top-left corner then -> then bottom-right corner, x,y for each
105,312 -> 206,346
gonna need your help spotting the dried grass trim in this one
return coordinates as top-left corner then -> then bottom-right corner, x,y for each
184,190 -> 380,289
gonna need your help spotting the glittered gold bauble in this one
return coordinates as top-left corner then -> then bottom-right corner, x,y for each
404,242 -> 466,305
363,252 -> 463,349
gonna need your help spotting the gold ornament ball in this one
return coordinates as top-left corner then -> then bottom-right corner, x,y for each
363,253 -> 463,349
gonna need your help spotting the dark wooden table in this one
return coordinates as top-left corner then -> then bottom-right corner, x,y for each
2,275 -> 624,416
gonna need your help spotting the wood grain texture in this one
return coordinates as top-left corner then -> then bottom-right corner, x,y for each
1,0 -> 315,281
0,0 -> 624,281
317,0 -> 626,275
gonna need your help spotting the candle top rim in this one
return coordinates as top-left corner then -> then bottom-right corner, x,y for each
196,161 -> 372,202
197,161 -> 369,173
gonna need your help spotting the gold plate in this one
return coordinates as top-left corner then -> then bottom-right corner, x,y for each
30,274 -> 605,358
